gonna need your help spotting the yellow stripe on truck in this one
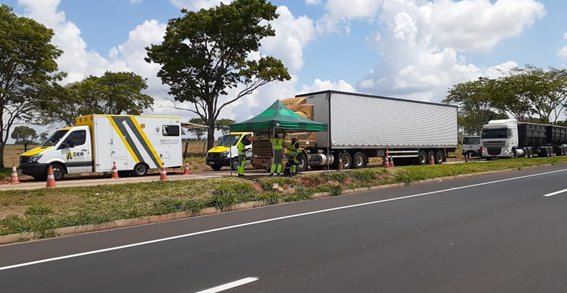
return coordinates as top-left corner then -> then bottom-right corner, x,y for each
22,146 -> 52,156
107,116 -> 140,163
132,117 -> 163,167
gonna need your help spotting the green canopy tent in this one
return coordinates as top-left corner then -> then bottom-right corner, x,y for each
230,100 -> 328,176
230,100 -> 327,133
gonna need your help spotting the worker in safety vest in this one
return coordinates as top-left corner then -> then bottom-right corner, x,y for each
285,138 -> 299,175
270,133 -> 283,176
237,135 -> 250,177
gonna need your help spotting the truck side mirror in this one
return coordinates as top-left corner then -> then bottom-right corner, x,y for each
67,140 -> 75,148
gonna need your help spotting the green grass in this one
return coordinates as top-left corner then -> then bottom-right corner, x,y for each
1,156 -> 566,238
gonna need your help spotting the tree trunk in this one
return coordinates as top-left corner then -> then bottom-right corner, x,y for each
206,123 -> 215,150
0,143 -> 5,169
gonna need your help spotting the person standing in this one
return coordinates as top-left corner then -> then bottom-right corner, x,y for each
237,135 -> 250,177
270,133 -> 283,176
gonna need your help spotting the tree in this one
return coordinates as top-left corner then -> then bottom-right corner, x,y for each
11,126 -> 37,152
215,118 -> 236,135
39,71 -> 154,126
0,5 -> 64,168
146,0 -> 291,150
187,118 -> 207,140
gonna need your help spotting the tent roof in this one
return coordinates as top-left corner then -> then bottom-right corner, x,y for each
181,122 -> 208,130
230,100 -> 327,133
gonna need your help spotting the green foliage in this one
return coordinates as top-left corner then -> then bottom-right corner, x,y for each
11,126 -> 38,151
25,205 -> 53,216
216,118 -> 236,135
187,118 -> 207,140
350,169 -> 377,183
328,172 -> 348,183
255,191 -> 282,205
39,71 -> 154,126
0,4 -> 64,168
209,181 -> 255,209
145,0 -> 291,150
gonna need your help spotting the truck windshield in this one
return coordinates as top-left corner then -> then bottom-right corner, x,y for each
463,137 -> 480,144
482,128 -> 508,139
41,130 -> 69,147
218,134 -> 241,147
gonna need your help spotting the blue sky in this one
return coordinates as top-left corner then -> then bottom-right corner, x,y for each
3,0 -> 567,126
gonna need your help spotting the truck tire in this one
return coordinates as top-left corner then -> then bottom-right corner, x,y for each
352,152 -> 366,169
211,165 -> 222,171
132,163 -> 148,176
50,164 -> 65,181
296,153 -> 307,172
416,150 -> 428,165
427,151 -> 435,164
230,159 -> 239,171
435,150 -> 445,164
340,152 -> 352,170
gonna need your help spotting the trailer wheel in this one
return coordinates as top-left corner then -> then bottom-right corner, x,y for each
132,163 -> 148,176
352,152 -> 366,169
427,151 -> 436,164
416,151 -> 428,165
435,150 -> 445,164
339,152 -> 352,170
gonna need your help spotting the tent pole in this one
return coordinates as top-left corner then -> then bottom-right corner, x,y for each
272,127 -> 275,177
229,135 -> 233,177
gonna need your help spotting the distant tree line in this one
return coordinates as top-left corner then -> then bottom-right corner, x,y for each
444,65 -> 567,135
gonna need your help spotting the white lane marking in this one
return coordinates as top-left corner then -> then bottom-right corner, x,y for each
1,168 -> 566,272
195,277 -> 258,293
542,188 -> 567,197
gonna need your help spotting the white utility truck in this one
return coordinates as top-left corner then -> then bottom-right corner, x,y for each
19,114 -> 183,180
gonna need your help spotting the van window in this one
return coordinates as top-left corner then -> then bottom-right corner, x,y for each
66,130 -> 86,146
162,125 -> 180,136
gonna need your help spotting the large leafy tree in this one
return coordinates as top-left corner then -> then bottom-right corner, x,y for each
187,118 -> 207,140
146,0 -> 291,149
11,126 -> 37,152
40,71 -> 154,126
215,118 -> 236,135
0,5 -> 64,168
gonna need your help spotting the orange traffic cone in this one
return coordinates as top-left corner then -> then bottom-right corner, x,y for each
429,154 -> 435,165
383,156 -> 390,168
338,158 -> 344,171
46,165 -> 56,188
10,165 -> 20,184
183,162 -> 190,175
111,162 -> 119,179
160,163 -> 168,181
389,156 -> 395,167
464,154 -> 469,163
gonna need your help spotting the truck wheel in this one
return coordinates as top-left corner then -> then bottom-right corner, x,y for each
435,150 -> 445,164
340,152 -> 352,170
50,164 -> 65,181
132,163 -> 148,176
427,151 -> 435,164
510,150 -> 516,159
296,153 -> 307,172
211,165 -> 222,171
230,159 -> 239,170
352,152 -> 366,169
416,151 -> 428,165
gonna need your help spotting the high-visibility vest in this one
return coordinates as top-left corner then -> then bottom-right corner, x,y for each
238,141 -> 246,155
270,138 -> 283,150
286,143 -> 297,156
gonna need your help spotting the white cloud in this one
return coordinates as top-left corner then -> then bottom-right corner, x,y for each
305,0 -> 321,5
358,0 -> 546,102
559,32 -> 567,59
316,0 -> 384,34
169,0 -> 233,10
130,0 -> 142,3
300,79 -> 355,93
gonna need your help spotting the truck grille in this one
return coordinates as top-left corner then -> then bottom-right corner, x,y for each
19,156 -> 30,164
482,141 -> 505,148
207,153 -> 220,158
487,148 -> 502,156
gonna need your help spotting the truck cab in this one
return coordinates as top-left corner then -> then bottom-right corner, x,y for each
480,119 -> 519,159
462,135 -> 481,157
206,132 -> 253,170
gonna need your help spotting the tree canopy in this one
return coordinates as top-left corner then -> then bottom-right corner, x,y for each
0,4 -> 64,168
11,126 -> 37,152
40,71 -> 154,126
445,65 -> 567,134
146,0 -> 291,149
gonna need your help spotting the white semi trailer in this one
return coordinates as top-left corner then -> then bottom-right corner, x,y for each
251,90 -> 459,170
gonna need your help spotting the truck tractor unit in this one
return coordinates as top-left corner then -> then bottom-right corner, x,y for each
480,119 -> 567,159
462,135 -> 481,157
206,132 -> 253,170
251,90 -> 458,171
19,115 -> 183,181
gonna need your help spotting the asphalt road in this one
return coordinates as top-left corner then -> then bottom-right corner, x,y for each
1,164 -> 566,292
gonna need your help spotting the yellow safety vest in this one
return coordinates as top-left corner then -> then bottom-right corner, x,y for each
238,141 -> 246,155
286,143 -> 297,156
270,138 -> 283,150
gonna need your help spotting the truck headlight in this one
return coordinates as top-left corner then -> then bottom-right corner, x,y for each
29,154 -> 43,163
219,151 -> 229,158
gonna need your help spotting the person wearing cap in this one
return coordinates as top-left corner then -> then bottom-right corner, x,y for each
269,133 -> 284,176
285,138 -> 299,175
237,135 -> 251,177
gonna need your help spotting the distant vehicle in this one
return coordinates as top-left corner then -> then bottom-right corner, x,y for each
462,135 -> 481,157
251,90 -> 458,171
480,119 -> 567,160
19,115 -> 183,181
206,132 -> 253,170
